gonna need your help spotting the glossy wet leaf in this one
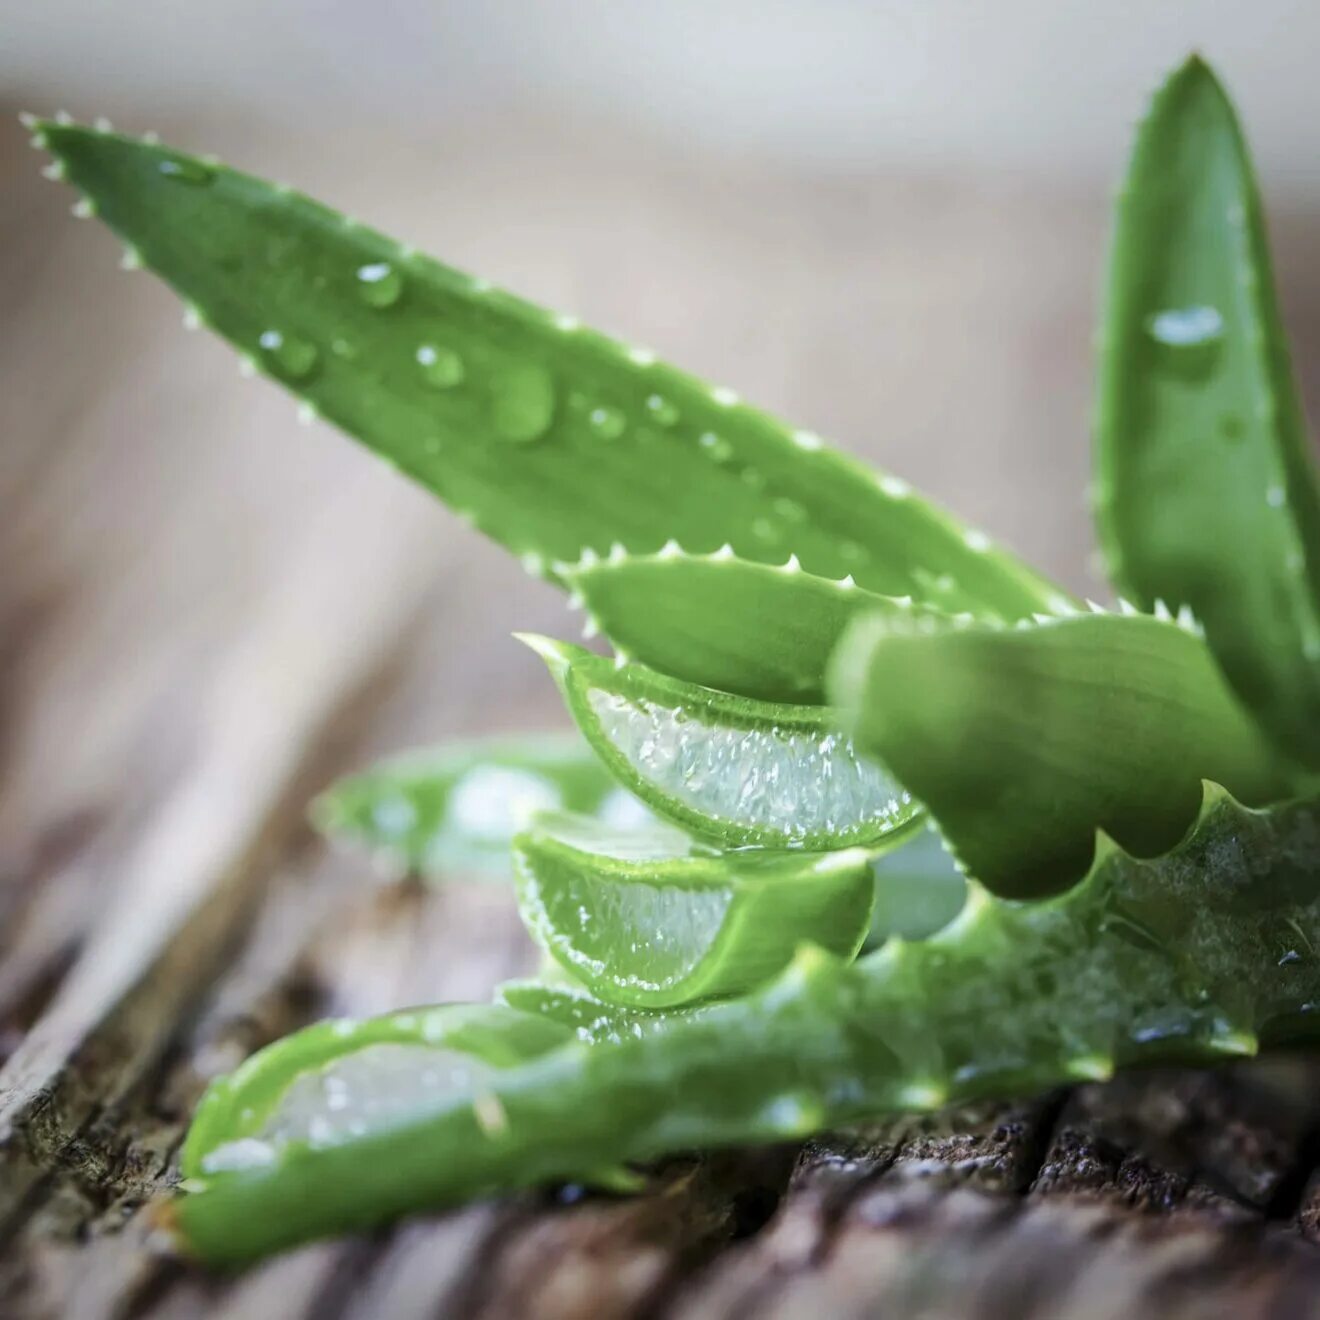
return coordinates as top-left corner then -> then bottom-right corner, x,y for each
1096,55 -> 1320,768
177,787 -> 1320,1264
513,811 -> 874,1008
311,733 -> 645,879
523,635 -> 920,850
564,545 -> 937,703
37,120 -> 1065,620
830,611 -> 1298,896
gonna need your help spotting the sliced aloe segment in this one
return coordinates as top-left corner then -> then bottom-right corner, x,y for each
513,811 -> 874,1008
182,1004 -> 574,1181
831,610 -> 1299,897
1096,56 -> 1320,769
522,635 -> 921,849
311,733 -> 647,879
564,546 -> 939,703
40,120 -> 1067,621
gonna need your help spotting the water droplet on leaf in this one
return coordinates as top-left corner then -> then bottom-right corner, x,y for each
588,404 -> 626,440
1145,305 -> 1224,380
258,329 -> 319,382
356,261 -> 403,308
645,394 -> 680,427
157,156 -> 214,186
491,363 -> 556,444
698,432 -> 733,463
416,344 -> 465,389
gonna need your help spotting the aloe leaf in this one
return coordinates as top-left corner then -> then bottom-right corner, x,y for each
867,823 -> 968,946
496,977 -> 695,1045
37,120 -> 1066,620
181,1002 -> 641,1203
311,733 -> 646,879
829,610 -> 1299,896
513,811 -> 874,1008
182,1003 -> 575,1181
562,545 -> 936,703
522,635 -> 921,850
1096,56 -> 1320,768
177,787 -> 1320,1264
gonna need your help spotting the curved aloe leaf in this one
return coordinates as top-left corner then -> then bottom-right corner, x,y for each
182,1003 -> 574,1180
563,545 -> 936,703
829,610 -> 1299,896
496,977 -> 694,1045
866,822 -> 968,947
311,733 -> 644,879
36,119 -> 1065,620
513,811 -> 874,1008
177,787 -> 1320,1264
522,635 -> 920,850
1096,56 -> 1320,768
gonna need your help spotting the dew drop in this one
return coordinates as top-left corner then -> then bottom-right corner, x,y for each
698,432 -> 734,463
645,394 -> 680,427
356,261 -> 404,309
1145,305 -> 1224,380
1146,305 -> 1223,347
158,156 -> 214,186
257,329 -> 319,382
773,497 -> 807,523
491,363 -> 557,444
588,404 -> 626,440
158,156 -> 215,187
416,343 -> 465,389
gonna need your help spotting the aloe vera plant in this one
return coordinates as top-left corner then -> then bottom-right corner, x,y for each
31,53 -> 1320,1265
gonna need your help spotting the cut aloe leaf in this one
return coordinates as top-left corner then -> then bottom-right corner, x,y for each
1096,56 -> 1320,768
521,635 -> 921,850
563,545 -> 938,703
39,120 -> 1067,621
182,1004 -> 575,1182
830,610 -> 1299,897
512,811 -> 874,1008
311,733 -> 649,879
866,823 -> 968,947
178,786 -> 1320,1266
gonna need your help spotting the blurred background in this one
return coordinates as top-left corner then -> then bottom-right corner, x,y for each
4,0 -> 1320,1015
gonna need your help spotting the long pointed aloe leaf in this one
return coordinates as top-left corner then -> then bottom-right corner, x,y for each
513,811 -> 874,1008
522,635 -> 920,850
36,120 -> 1064,619
830,610 -> 1299,896
177,787 -> 1320,1264
563,545 -> 938,703
1096,56 -> 1320,768
311,733 -> 645,879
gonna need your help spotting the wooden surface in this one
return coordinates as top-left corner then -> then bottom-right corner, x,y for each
8,104 -> 1320,1318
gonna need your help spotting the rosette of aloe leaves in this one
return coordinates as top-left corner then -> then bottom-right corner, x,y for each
29,54 -> 1320,1265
